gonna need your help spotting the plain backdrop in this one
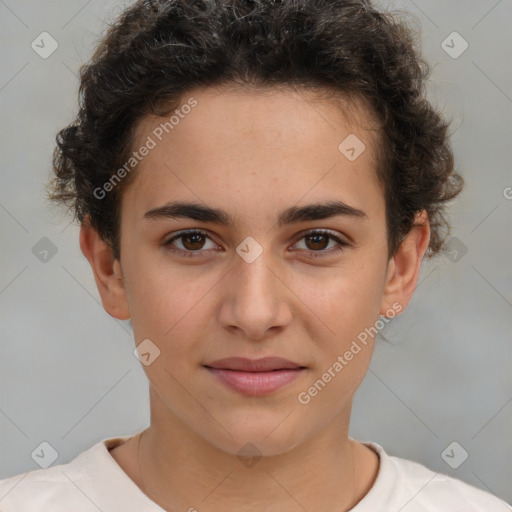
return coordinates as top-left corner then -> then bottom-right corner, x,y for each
1,0 -> 511,504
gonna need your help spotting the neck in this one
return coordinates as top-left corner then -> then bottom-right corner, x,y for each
133,393 -> 379,511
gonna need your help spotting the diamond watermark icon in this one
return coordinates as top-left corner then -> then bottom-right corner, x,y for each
236,236 -> 263,263
441,441 -> 469,469
31,32 -> 59,59
134,338 -> 161,366
441,32 -> 468,60
32,237 -> 58,263
444,236 -> 468,263
237,442 -> 262,468
338,134 -> 366,162
31,441 -> 59,469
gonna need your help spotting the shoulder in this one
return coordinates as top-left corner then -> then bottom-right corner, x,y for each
0,467 -> 79,510
359,442 -> 511,512
391,454 -> 509,511
0,435 -> 138,512
0,443 -> 102,511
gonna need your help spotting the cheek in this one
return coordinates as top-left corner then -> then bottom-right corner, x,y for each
128,272 -> 209,391
295,273 -> 381,411
302,262 -> 384,341
127,262 -> 215,355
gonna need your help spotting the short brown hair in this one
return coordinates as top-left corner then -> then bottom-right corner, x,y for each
47,0 -> 463,261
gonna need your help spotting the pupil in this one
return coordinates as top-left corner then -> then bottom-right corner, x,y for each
308,234 -> 328,250
185,233 -> 203,250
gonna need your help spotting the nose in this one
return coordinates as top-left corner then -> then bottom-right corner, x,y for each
217,250 -> 293,341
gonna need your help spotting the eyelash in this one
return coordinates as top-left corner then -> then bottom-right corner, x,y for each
163,229 -> 349,258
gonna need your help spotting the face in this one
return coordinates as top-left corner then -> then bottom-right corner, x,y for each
83,85 -> 427,457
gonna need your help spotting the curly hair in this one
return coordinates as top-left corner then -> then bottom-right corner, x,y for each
47,0 -> 463,262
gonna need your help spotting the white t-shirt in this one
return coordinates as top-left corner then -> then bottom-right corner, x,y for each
0,433 -> 510,511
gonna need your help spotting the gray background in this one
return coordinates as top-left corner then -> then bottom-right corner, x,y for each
1,0 -> 511,505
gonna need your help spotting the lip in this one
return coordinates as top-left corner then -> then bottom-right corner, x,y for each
205,357 -> 303,372
204,357 -> 306,396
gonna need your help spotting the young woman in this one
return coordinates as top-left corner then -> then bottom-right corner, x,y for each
0,0 -> 510,510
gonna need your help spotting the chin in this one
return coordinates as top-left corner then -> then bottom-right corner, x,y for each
197,415 -> 310,459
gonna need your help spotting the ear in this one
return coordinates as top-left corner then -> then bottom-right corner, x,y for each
79,216 -> 131,320
379,210 -> 431,316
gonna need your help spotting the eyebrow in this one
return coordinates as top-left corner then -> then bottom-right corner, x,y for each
143,200 -> 367,227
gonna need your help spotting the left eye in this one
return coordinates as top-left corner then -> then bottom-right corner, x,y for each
163,229 -> 348,257
293,229 -> 349,256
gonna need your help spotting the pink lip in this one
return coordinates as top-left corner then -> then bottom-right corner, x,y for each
206,356 -> 303,372
204,357 -> 306,396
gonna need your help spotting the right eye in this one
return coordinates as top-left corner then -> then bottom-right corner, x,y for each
163,229 -> 219,257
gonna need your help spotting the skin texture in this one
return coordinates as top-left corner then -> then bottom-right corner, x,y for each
80,85 -> 430,511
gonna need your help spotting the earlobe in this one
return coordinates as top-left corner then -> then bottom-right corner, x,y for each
380,210 -> 430,316
79,217 -> 131,320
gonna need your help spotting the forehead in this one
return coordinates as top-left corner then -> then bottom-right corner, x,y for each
122,85 -> 384,227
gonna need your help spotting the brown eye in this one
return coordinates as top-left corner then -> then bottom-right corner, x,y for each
294,229 -> 349,257
304,232 -> 330,251
180,232 -> 206,250
164,230 -> 217,256
163,228 -> 349,259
